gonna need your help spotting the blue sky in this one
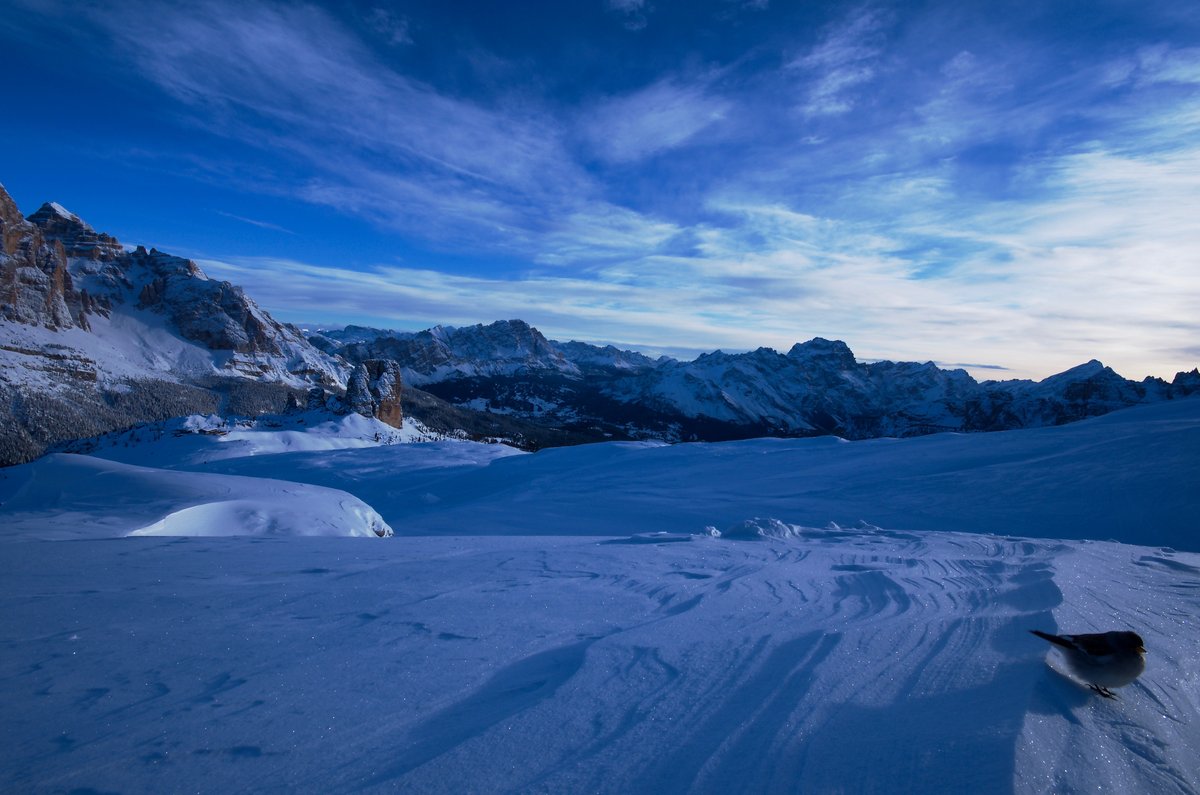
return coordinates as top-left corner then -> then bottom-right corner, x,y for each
2,0 -> 1198,379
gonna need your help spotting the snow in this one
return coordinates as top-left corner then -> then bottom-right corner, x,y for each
133,397 -> 1196,551
46,201 -> 85,225
0,310 -> 223,391
0,454 -> 392,539
59,411 -> 448,468
2,398 -> 1199,792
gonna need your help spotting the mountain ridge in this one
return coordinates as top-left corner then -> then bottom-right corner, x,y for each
4,180 -> 1197,463
1,182 -> 354,464
317,318 -> 1199,443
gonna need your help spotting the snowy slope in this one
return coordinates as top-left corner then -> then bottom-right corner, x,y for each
0,454 -> 392,539
53,410 -> 449,468
1,392 -> 1198,793
1,531 -> 1196,793
145,396 -> 1199,551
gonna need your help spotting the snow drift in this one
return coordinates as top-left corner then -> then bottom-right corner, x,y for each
0,454 -> 393,539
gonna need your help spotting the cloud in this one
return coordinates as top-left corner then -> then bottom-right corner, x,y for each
607,0 -> 649,31
580,78 -> 731,163
788,7 -> 888,116
214,211 -> 295,234
365,7 -> 412,46
77,1 -> 595,250
1102,45 -> 1200,87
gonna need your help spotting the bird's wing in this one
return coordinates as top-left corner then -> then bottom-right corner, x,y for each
1063,634 -> 1114,657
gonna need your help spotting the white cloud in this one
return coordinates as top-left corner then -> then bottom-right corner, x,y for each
83,1 -> 591,247
789,7 -> 888,116
580,78 -> 731,163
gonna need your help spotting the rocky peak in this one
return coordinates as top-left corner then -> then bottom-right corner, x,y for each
343,359 -> 404,428
787,338 -> 858,371
27,202 -> 123,260
0,184 -> 80,330
0,182 -> 25,231
1171,369 -> 1200,396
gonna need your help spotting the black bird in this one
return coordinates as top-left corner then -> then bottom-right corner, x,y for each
1030,630 -> 1146,698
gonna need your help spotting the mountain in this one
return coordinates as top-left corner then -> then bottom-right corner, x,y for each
5,179 -> 1196,463
320,320 -> 1199,443
0,182 -> 351,464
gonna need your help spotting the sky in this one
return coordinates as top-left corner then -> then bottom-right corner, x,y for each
1,0 -> 1198,380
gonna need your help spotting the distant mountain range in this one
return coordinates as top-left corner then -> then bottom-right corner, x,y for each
3,179 -> 1197,464
313,319 -> 1199,443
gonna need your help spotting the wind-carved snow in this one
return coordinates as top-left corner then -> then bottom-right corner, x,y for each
1,397 -> 1198,792
1,530 -> 1196,792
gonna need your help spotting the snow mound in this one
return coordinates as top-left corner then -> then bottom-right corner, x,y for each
129,497 -> 390,538
720,517 -> 805,539
0,454 -> 392,539
57,410 -> 445,467
719,518 -> 889,540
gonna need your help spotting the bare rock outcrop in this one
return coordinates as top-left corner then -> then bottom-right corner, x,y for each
25,202 -> 123,260
1,186 -> 81,330
343,359 -> 404,428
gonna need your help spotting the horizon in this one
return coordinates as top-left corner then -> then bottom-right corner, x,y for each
3,0 -> 1198,382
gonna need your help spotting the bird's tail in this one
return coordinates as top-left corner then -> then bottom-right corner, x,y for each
1030,630 -> 1073,649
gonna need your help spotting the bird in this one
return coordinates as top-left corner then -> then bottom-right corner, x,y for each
1030,630 -> 1146,698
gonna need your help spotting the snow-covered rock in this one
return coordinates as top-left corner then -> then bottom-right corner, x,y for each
329,319 -> 580,387
1,182 -> 348,390
0,182 -> 354,464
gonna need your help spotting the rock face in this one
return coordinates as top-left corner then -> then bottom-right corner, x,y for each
24,203 -> 124,260
343,359 -> 404,428
1,190 -> 86,330
0,181 -> 347,388
0,182 -> 352,465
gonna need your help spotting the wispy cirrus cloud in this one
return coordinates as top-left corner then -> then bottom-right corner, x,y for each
75,1 -> 594,249
579,78 -> 732,163
365,7 -> 412,46
787,7 -> 888,116
5,0 -> 1198,380
215,211 -> 295,235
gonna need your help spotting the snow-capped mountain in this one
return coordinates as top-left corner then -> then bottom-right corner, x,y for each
1,182 -> 350,463
1,184 -> 346,388
315,320 -> 581,384
322,320 -> 1199,442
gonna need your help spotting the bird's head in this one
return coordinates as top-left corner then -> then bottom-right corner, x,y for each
1117,631 -> 1147,655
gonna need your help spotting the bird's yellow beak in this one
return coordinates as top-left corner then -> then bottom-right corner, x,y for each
1137,646 -> 1147,654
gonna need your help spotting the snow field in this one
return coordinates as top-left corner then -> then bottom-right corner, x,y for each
1,397 -> 1198,792
1,531 -> 1196,793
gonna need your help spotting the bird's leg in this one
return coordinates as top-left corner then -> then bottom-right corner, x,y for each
1089,684 -> 1117,699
